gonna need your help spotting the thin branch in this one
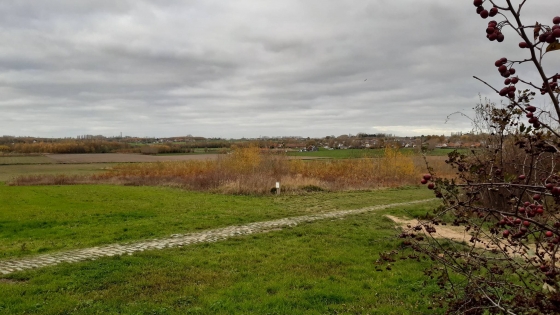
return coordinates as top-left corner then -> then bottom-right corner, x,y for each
473,76 -> 499,93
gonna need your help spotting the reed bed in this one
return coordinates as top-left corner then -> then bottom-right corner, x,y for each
9,146 -> 457,194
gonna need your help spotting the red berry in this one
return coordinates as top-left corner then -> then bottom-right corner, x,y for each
526,105 -> 536,112
511,77 -> 519,84
536,208 -> 544,215
554,29 -> 560,38
497,33 -> 504,42
514,218 -> 522,225
503,230 -> 510,237
476,6 -> 484,14
519,42 -> 528,48
480,10 -> 489,19
546,183 -> 554,190
473,0 -> 483,6
498,65 -> 507,73
500,57 -> 507,63
526,112 -> 533,118
489,7 -> 498,17
519,207 -> 525,213
523,221 -> 531,227
553,187 -> 560,196
547,35 -> 556,43
546,231 -> 554,238
553,16 -> 560,24
423,174 -> 432,180
504,78 -> 511,85
528,117 -> 538,124
509,68 -> 516,75
421,179 -> 427,185
428,183 -> 435,190
519,174 -> 526,180
486,27 -> 495,34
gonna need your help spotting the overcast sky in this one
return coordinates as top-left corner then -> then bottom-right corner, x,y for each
0,0 -> 558,138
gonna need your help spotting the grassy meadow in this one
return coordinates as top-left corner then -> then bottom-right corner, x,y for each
0,148 -> 455,314
0,186 -> 442,314
0,184 -> 433,259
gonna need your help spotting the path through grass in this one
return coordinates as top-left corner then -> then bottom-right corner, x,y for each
0,185 -> 433,259
0,200 -> 443,314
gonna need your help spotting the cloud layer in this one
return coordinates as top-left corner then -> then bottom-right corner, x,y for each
0,0 -> 558,138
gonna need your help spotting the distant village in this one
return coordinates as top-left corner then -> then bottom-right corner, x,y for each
0,131 -> 486,153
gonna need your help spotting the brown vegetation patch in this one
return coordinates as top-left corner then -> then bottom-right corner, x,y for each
9,147 -> 458,195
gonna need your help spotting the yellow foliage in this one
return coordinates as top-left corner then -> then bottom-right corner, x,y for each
92,146 -> 425,194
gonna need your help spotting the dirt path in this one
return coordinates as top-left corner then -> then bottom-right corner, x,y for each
0,199 -> 435,275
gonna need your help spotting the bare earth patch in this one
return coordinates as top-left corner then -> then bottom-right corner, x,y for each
386,215 -> 472,244
386,215 -> 560,264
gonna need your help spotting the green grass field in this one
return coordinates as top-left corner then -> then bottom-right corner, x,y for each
0,185 -> 434,259
287,148 -> 465,159
0,190 -> 442,314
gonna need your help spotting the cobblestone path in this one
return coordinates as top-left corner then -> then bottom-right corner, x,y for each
0,199 -> 434,275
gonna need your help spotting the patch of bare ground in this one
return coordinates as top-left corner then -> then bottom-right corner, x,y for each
386,215 -> 473,245
386,215 -> 559,265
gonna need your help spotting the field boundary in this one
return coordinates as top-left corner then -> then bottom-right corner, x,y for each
0,198 -> 436,275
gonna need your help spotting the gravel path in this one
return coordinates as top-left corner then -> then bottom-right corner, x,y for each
0,199 -> 434,275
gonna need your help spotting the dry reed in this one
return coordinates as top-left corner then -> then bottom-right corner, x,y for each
9,146 -> 457,194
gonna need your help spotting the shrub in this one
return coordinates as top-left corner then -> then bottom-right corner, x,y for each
392,3 -> 560,314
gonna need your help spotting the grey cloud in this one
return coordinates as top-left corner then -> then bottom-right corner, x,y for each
0,0 -> 559,138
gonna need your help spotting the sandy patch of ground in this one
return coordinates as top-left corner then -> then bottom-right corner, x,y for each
386,215 -> 473,244
386,215 -> 559,262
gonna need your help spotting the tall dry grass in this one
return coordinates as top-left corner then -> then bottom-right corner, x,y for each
10,146 -> 457,194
